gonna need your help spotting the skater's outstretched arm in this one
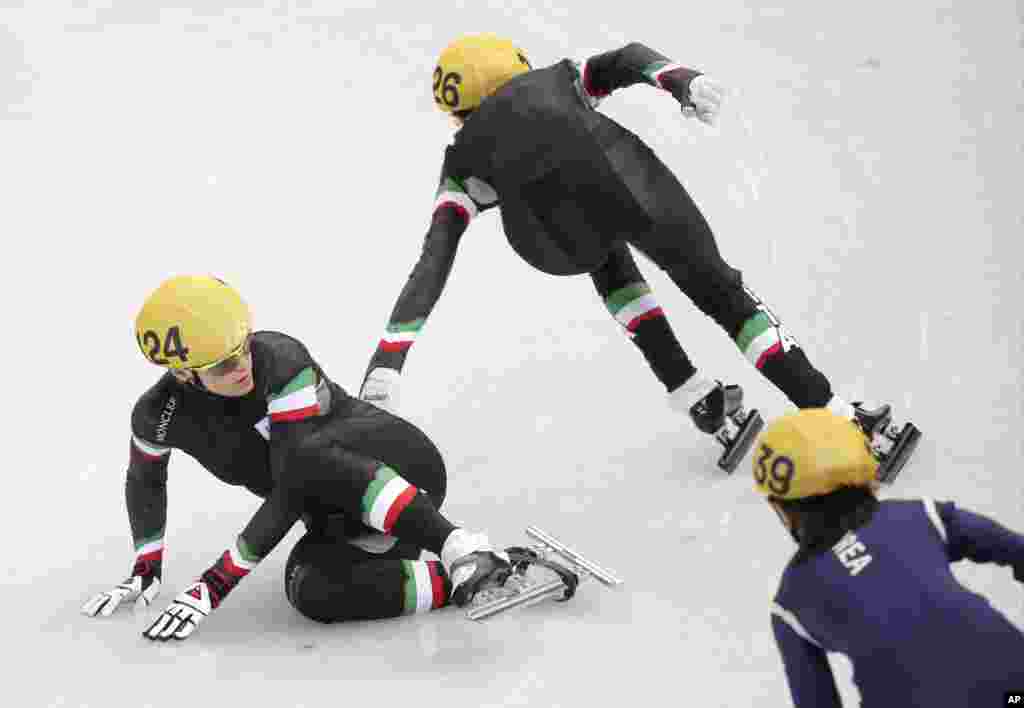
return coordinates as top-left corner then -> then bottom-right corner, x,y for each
361,155 -> 498,407
580,42 -> 702,103
932,499 -> 1024,582
771,610 -> 842,708
579,43 -> 723,124
81,389 -> 178,619
80,433 -> 169,618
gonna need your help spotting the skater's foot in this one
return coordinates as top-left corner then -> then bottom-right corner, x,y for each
441,530 -> 512,607
671,378 -> 763,473
852,402 -> 922,484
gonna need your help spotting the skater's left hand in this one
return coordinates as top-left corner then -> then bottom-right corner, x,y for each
142,581 -> 213,641
681,75 -> 725,125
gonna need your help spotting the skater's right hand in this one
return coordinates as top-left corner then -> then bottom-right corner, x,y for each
681,75 -> 725,125
360,367 -> 401,413
81,558 -> 162,617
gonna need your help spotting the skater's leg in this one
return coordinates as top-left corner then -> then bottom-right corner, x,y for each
590,242 -> 696,392
320,397 -> 448,508
288,402 -> 512,607
285,531 -> 452,623
630,186 -> 834,410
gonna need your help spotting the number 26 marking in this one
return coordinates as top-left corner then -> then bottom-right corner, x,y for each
433,67 -> 462,108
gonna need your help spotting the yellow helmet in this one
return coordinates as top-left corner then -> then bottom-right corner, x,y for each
433,33 -> 531,113
135,275 -> 251,370
753,409 -> 878,500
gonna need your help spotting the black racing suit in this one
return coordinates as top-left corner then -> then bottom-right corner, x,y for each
365,43 -> 831,408
127,330 -> 453,622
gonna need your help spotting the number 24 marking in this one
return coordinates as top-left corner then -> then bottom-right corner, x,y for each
140,326 -> 190,365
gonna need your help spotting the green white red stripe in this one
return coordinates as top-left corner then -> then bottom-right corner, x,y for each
267,367 -> 320,422
434,177 -> 478,222
736,312 -> 783,369
379,319 -> 424,353
578,59 -> 607,103
132,434 -> 170,459
222,537 -> 260,577
606,283 -> 664,331
134,532 -> 165,562
362,466 -> 418,533
643,60 -> 685,88
401,560 -> 447,614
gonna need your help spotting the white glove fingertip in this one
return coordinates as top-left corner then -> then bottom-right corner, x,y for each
81,597 -> 101,617
144,609 -> 174,640
174,618 -> 198,640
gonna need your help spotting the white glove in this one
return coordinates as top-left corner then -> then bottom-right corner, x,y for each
360,367 -> 401,412
142,581 -> 212,641
81,573 -> 161,617
682,75 -> 725,125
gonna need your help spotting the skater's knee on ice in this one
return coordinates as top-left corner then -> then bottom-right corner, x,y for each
286,562 -> 333,623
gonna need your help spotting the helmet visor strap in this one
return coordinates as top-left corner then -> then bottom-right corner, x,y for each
193,334 -> 251,377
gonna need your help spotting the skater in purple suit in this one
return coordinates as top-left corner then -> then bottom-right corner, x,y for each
754,409 -> 1024,706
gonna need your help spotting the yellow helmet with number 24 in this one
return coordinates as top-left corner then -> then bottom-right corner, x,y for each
433,33 -> 531,114
135,275 -> 251,371
752,409 -> 878,501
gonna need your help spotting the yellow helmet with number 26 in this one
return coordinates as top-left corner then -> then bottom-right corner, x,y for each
135,275 -> 251,371
433,34 -> 531,113
752,409 -> 878,501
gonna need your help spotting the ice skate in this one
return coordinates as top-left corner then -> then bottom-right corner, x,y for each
853,402 -> 921,484
440,530 -> 514,607
689,382 -> 764,474
448,550 -> 513,607
467,526 -> 623,621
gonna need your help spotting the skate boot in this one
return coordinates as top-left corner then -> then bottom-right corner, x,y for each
505,546 -> 580,601
441,530 -> 513,607
689,382 -> 764,474
466,527 -> 622,621
853,402 -> 922,484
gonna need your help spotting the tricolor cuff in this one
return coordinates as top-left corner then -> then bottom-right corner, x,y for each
577,60 -> 607,105
268,367 -> 321,423
361,465 -> 418,534
132,435 -> 170,460
606,282 -> 664,332
736,311 -> 785,369
222,537 -> 261,577
378,319 -> 424,354
642,60 -> 686,89
434,177 -> 478,223
135,536 -> 165,562
401,559 -> 448,614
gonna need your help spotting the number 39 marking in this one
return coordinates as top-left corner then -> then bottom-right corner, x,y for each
433,67 -> 462,108
755,444 -> 795,496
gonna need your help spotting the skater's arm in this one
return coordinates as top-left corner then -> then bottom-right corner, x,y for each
364,157 -> 495,380
771,610 -> 842,708
125,437 -> 170,564
930,499 -> 1024,582
580,42 -> 702,103
127,389 -> 177,567
194,489 -> 301,609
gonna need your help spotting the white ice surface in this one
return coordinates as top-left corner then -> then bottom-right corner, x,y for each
2,1 -> 1022,706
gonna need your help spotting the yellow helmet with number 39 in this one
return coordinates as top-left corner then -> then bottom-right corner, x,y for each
135,275 -> 251,370
433,33 -> 532,114
753,409 -> 878,501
